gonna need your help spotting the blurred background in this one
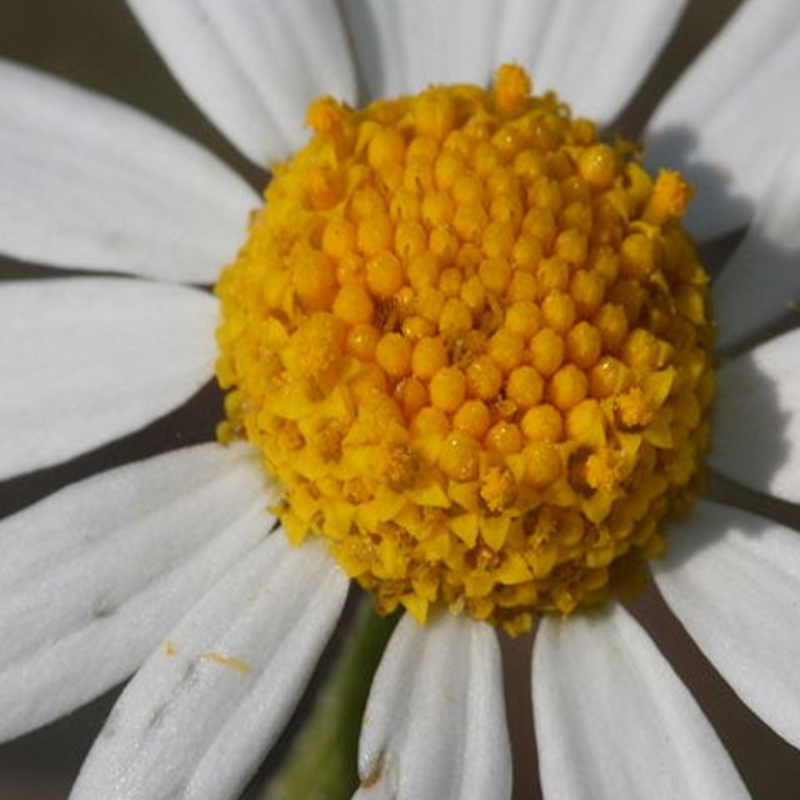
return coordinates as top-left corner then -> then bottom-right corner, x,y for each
1,1 -> 798,799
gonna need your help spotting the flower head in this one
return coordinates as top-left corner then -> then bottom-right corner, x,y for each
1,2 -> 800,800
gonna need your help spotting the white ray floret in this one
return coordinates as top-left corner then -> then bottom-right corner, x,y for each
341,0 -> 503,100
0,443 -> 273,742
342,0 -> 684,125
0,278 -> 216,480
646,0 -> 800,239
534,605 -> 750,800
713,144 -> 800,353
654,501 -> 800,749
127,0 -> 357,166
497,0 -> 688,124
710,328 -> 800,503
71,535 -> 348,800
352,613 -> 511,800
0,59 -> 256,282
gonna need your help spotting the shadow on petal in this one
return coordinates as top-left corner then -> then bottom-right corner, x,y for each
646,124 -> 753,242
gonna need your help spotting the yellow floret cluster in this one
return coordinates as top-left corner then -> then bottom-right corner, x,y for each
215,66 -> 714,635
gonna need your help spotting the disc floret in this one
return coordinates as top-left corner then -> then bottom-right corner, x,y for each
215,65 -> 714,635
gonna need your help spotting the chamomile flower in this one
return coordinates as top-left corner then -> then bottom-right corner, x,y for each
1,2 -> 799,800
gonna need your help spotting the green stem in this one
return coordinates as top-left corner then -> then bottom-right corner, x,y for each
257,600 -> 398,800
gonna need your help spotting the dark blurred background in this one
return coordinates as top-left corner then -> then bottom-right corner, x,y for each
1,1 -> 798,799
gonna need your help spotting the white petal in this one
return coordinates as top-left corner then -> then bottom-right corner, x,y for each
534,605 -> 750,800
713,144 -> 800,353
646,0 -> 800,239
344,0 -> 683,121
0,59 -> 256,281
127,0 -> 357,166
0,443 -> 274,742
342,0 -> 503,98
352,614 -> 511,800
710,329 -> 800,503
71,535 -> 347,800
655,500 -> 800,749
0,278 -> 216,480
497,0 -> 687,123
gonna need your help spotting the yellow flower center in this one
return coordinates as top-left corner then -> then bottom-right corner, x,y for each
215,65 -> 714,635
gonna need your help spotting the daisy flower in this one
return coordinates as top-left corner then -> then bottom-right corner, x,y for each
1,1 -> 800,799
